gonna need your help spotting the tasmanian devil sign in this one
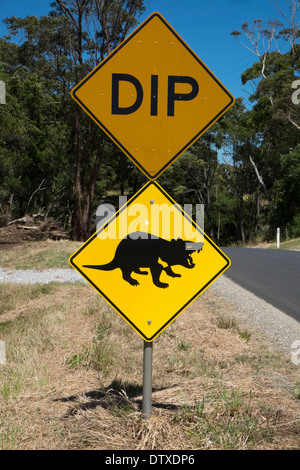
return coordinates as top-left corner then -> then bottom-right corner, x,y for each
83,232 -> 201,290
71,12 -> 235,180
69,182 -> 230,342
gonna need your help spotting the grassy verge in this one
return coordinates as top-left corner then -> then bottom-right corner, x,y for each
268,238 -> 300,251
0,240 -> 82,270
1,237 -> 299,272
0,280 -> 299,450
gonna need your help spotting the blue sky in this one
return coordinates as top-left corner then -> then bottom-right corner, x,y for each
0,0 -> 291,107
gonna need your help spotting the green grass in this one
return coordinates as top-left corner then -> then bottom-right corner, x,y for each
268,237 -> 300,250
293,382 -> 300,400
0,424 -> 23,450
0,241 -> 82,270
172,388 -> 273,450
216,315 -> 251,341
0,283 -> 60,317
66,322 -> 114,375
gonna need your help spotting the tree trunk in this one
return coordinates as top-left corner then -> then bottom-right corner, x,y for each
7,192 -> 14,220
58,0 -> 146,240
71,142 -> 103,241
240,218 -> 246,245
249,156 -> 274,205
72,108 -> 83,240
286,114 -> 300,131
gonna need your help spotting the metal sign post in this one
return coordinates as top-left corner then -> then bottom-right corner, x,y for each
142,340 -> 153,419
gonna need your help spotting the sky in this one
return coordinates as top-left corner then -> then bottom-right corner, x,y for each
0,0 -> 292,108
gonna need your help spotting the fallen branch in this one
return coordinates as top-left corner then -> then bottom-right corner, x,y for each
8,217 -> 28,226
17,226 -> 40,231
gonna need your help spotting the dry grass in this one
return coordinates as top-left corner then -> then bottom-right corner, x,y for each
0,261 -> 299,450
0,239 -> 82,270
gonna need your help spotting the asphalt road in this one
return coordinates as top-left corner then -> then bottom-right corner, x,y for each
221,247 -> 300,323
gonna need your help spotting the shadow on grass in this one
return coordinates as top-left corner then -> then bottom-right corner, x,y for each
54,380 -> 193,417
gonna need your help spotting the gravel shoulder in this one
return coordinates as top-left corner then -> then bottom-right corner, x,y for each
0,266 -> 299,356
0,267 -> 83,284
212,274 -> 300,356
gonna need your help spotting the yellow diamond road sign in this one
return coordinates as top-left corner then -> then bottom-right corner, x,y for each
71,12 -> 235,180
69,182 -> 231,342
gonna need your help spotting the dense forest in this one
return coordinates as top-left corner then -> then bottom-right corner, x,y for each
0,0 -> 300,245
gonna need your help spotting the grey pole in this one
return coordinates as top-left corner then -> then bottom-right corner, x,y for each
142,340 -> 153,419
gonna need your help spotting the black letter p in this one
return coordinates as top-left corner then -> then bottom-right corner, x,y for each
168,76 -> 199,116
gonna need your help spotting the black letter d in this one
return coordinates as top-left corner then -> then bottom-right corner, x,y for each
112,73 -> 143,115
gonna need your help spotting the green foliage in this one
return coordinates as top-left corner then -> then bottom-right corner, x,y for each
0,1 -> 146,235
0,2 -> 299,245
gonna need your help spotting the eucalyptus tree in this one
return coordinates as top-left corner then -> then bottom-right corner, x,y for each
1,0 -> 146,239
52,0 -> 146,240
0,37 -> 72,222
230,0 -> 300,239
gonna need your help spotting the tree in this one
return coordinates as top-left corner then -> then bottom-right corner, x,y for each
0,44 -> 73,222
231,18 -> 281,80
231,0 -> 300,129
158,133 -> 219,241
276,144 -> 300,236
216,99 -> 259,244
230,0 -> 300,241
1,0 -> 146,240
52,0 -> 146,240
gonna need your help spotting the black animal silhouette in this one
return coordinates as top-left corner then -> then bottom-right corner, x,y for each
83,231 -> 202,288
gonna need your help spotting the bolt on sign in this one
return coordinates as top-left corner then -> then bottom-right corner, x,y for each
69,182 -> 231,342
71,12 -> 235,180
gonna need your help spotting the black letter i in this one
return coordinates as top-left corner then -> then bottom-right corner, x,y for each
151,75 -> 158,116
